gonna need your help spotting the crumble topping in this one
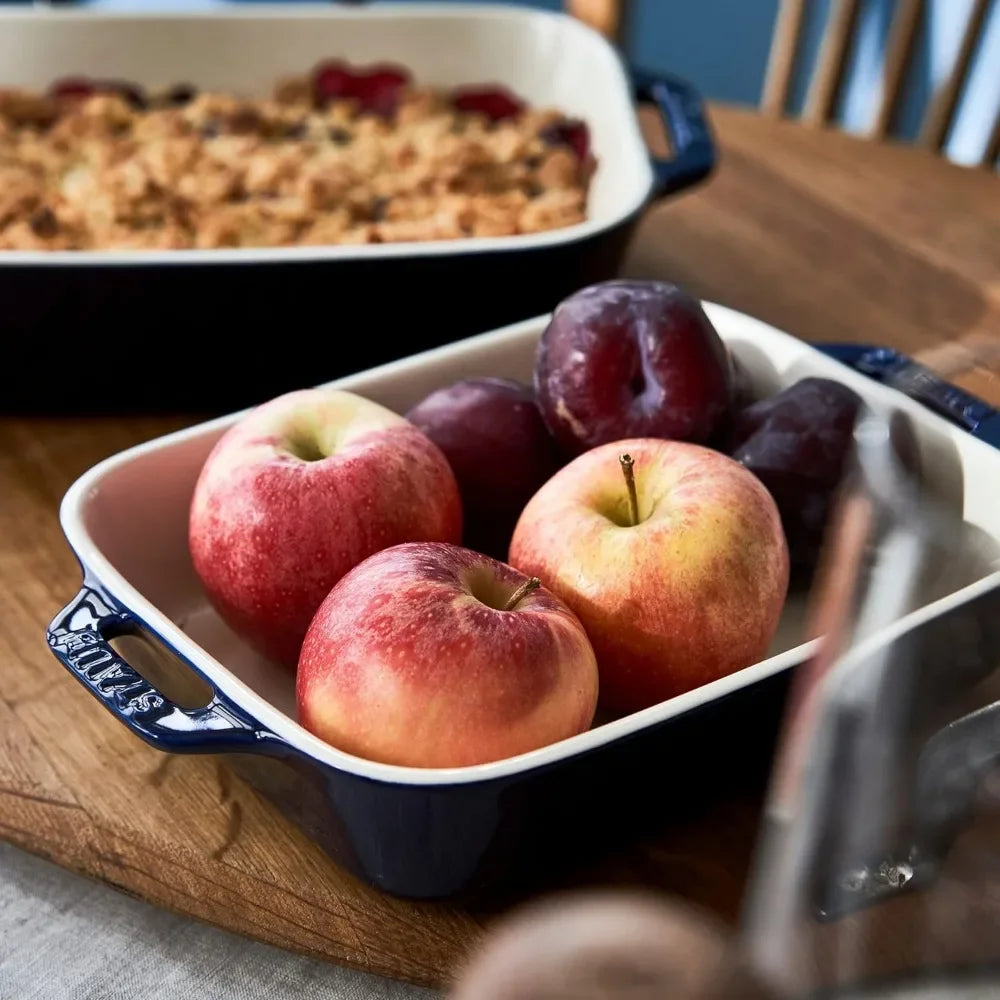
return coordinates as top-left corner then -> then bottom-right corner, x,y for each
0,71 -> 595,251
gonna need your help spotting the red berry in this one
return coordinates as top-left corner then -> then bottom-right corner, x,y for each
50,77 -> 97,101
451,86 -> 525,123
49,76 -> 146,110
352,67 -> 410,117
313,61 -> 355,105
312,60 -> 410,116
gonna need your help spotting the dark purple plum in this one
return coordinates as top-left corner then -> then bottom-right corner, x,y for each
728,377 -> 863,577
534,281 -> 734,456
406,378 -> 562,560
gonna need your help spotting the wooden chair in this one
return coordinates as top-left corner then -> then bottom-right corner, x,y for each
567,0 -> 999,167
762,0 -> 998,164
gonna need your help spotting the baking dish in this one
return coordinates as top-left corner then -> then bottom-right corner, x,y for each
0,3 -> 714,414
46,303 -> 1000,900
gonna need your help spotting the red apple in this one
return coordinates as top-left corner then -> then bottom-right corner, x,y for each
189,388 -> 462,669
509,438 -> 788,716
297,542 -> 599,768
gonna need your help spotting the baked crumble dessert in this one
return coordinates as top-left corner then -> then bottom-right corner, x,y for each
0,62 -> 595,251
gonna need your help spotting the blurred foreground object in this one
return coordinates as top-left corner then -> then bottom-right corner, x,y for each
744,403 -> 1000,997
450,890 -> 773,1000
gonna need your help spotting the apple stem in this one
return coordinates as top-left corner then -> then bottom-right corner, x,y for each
620,453 -> 639,526
503,577 -> 541,611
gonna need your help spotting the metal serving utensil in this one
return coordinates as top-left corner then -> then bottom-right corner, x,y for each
741,400 -> 1000,998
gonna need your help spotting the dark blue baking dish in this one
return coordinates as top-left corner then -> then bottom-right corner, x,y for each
45,307 -> 1000,900
0,4 -> 714,414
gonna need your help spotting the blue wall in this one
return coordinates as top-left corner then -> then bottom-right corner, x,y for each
628,0 -> 779,107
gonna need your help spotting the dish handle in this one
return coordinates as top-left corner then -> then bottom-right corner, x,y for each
47,580 -> 282,755
816,343 -> 1000,450
631,67 -> 717,198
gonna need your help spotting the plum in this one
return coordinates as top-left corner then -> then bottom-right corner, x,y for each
534,280 -> 734,456
406,377 -> 562,560
728,377 -> 863,578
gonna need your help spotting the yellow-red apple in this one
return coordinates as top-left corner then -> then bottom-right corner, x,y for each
189,388 -> 462,669
297,542 -> 599,768
509,438 -> 788,716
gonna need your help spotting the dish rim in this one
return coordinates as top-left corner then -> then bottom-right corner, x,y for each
0,2 -> 654,267
56,302 -> 1000,787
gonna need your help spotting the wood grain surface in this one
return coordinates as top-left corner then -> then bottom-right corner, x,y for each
1,104 -> 999,990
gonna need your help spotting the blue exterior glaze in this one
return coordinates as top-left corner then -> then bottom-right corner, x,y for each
225,670 -> 791,899
7,222 -> 637,415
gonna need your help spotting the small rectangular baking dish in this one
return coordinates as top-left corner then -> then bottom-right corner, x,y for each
47,304 -> 1000,900
0,3 -> 714,414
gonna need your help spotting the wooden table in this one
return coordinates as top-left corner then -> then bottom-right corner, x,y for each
2,104 -> 999,992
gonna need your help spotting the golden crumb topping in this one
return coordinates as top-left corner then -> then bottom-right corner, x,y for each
0,71 -> 594,251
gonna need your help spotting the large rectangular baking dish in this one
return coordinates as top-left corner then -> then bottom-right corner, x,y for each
46,303 -> 1000,901
0,3 -> 713,414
